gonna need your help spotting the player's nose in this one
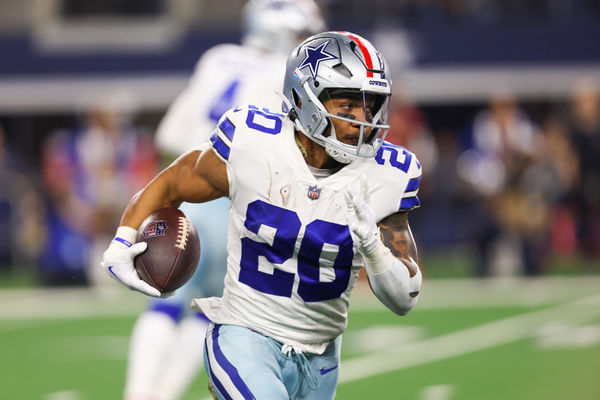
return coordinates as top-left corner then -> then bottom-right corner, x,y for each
349,110 -> 372,125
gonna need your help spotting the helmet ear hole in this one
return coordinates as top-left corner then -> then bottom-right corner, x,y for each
333,63 -> 353,78
292,89 -> 301,107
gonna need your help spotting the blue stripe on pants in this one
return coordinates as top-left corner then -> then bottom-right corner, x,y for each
206,338 -> 233,400
211,324 -> 256,399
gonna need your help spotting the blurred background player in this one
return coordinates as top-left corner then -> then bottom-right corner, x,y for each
42,92 -> 158,286
457,90 -> 547,276
562,78 -> 600,262
0,124 -> 44,274
123,1 -> 325,399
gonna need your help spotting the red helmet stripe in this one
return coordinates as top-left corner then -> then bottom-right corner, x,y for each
336,31 -> 374,77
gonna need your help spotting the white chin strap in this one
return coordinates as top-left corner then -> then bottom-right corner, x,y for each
325,142 -> 356,164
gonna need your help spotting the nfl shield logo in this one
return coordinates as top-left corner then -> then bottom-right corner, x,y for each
143,220 -> 168,239
307,186 -> 321,200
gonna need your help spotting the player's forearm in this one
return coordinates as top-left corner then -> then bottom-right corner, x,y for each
364,215 -> 422,315
119,149 -> 227,230
379,215 -> 419,264
119,151 -> 201,229
346,187 -> 422,315
120,167 -> 182,230
365,247 -> 422,316
363,214 -> 419,273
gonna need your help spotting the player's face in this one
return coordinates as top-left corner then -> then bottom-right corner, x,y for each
323,93 -> 376,146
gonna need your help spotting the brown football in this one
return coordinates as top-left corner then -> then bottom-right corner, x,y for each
134,207 -> 200,292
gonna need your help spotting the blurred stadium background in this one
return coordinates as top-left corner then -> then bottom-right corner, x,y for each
1,1 -> 599,399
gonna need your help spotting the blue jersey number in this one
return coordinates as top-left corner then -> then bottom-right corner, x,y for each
239,200 -> 354,302
245,106 -> 284,135
375,143 -> 412,173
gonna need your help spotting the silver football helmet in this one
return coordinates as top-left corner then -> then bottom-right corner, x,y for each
242,0 -> 325,55
282,31 -> 392,164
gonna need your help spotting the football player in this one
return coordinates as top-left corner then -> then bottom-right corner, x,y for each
122,1 -> 324,399
103,31 -> 422,399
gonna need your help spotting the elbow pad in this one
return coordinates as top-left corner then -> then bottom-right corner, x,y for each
367,256 -> 422,316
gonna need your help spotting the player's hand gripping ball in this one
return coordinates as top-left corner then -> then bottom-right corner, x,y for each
134,207 -> 200,292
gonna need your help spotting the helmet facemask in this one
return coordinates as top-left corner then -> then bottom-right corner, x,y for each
315,88 -> 390,163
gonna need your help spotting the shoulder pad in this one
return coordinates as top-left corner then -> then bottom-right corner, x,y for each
373,141 -> 422,211
374,142 -> 419,174
209,105 -> 286,162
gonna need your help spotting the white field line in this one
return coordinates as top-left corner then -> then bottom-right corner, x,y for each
0,286 -> 146,321
349,275 -> 600,311
339,293 -> 600,384
2,276 -> 600,321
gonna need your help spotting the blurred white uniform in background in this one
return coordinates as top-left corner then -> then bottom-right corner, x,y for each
124,1 -> 325,399
155,45 -> 285,155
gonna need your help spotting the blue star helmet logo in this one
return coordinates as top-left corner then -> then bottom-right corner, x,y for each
298,40 -> 337,80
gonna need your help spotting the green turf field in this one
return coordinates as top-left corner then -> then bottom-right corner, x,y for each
1,276 -> 599,399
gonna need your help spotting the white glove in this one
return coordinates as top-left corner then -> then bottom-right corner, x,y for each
101,226 -> 162,297
345,175 -> 393,274
345,176 -> 421,278
345,175 -> 379,255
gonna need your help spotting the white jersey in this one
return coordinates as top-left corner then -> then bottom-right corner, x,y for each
192,106 -> 422,354
155,44 -> 287,156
